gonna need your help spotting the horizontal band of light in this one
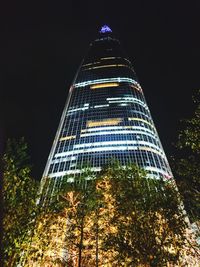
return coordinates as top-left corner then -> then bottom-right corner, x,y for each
144,166 -> 172,179
81,125 -> 156,136
82,61 -> 100,67
100,57 -> 131,64
80,130 -> 157,140
60,135 -> 76,141
107,97 -> 141,101
130,84 -> 142,92
107,97 -> 147,109
138,146 -> 164,158
94,104 -> 110,108
90,82 -> 119,89
85,64 -> 128,70
55,145 -> 165,158
128,118 -> 155,129
74,77 -> 142,89
67,107 -> 88,113
100,57 -> 117,60
109,100 -> 144,105
80,130 -> 145,137
87,118 -> 122,128
74,140 -> 163,153
48,167 -> 102,178
51,156 -> 77,164
48,166 -> 171,180
48,170 -> 76,178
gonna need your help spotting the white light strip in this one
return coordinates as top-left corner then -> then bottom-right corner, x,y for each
80,130 -> 157,140
144,166 -> 171,178
74,77 -> 141,89
120,103 -> 128,106
51,156 -> 77,164
55,145 -> 165,158
74,140 -> 162,152
107,97 -> 148,109
109,99 -> 145,105
128,117 -> 155,129
82,61 -> 100,67
81,125 -> 156,136
49,166 -> 170,179
67,107 -> 88,113
94,104 -> 110,108
100,57 -> 116,60
107,97 -> 142,101
84,64 -> 128,70
48,170 -> 79,177
48,167 -> 102,178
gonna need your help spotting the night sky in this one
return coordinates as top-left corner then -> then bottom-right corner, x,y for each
2,1 -> 200,180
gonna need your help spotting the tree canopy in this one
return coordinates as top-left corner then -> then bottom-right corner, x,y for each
2,138 -> 39,266
3,137 -> 199,266
22,162 -> 199,266
173,92 -> 200,222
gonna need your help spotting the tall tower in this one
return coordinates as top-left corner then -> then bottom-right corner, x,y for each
40,25 -> 172,202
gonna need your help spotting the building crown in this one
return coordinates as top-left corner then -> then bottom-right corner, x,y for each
99,25 -> 112,34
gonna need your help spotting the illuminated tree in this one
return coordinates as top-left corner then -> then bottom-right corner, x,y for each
2,138 -> 38,266
21,206 -> 68,267
173,92 -> 200,222
20,162 -> 199,266
99,163 -> 189,266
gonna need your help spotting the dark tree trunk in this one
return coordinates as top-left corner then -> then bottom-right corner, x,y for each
95,208 -> 99,267
78,216 -> 84,267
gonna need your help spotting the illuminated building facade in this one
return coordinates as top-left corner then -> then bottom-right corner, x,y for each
40,25 -> 173,201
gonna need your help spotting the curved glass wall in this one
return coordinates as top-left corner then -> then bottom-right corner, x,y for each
39,26 -> 173,202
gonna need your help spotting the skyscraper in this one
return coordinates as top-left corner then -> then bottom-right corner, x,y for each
39,25 -> 173,202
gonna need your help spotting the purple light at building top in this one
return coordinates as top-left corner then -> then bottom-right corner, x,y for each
100,25 -> 112,34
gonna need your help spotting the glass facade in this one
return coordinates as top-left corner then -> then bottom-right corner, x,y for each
39,26 -> 173,202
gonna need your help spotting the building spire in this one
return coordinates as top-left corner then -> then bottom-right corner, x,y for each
99,25 -> 112,34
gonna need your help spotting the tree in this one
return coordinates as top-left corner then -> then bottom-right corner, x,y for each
99,163 -> 190,266
173,92 -> 200,222
2,138 -> 39,266
22,168 -> 100,267
20,162 -> 199,266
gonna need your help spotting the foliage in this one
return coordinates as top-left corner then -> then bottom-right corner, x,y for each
173,92 -> 200,222
2,138 -> 39,266
99,163 -> 189,266
22,162 -> 200,266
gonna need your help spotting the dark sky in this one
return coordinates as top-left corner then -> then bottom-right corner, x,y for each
2,1 -> 200,180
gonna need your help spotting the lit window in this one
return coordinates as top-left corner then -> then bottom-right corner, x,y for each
144,166 -> 171,178
100,57 -> 116,60
82,61 -> 100,67
106,97 -> 147,109
51,156 -> 76,163
138,146 -> 164,157
119,103 -> 129,106
59,135 -> 76,141
67,107 -> 88,113
80,129 -> 156,140
81,125 -> 156,136
130,84 -> 142,92
87,118 -> 122,128
94,104 -> 109,108
90,83 -> 119,89
128,118 -> 155,129
74,77 -> 142,90
55,144 -> 165,159
85,64 -> 128,70
74,140 -> 163,154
